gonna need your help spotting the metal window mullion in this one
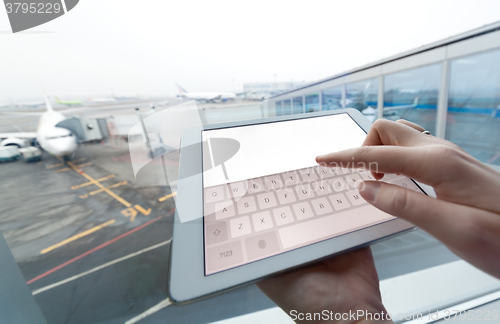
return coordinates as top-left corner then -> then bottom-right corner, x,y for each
319,89 -> 322,111
378,75 -> 384,119
303,95 -> 305,113
436,58 -> 450,139
341,84 -> 346,108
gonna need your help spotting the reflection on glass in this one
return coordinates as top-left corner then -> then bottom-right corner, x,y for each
321,87 -> 342,111
446,49 -> 500,165
305,93 -> 320,113
292,96 -> 303,114
384,64 -> 440,134
283,99 -> 292,115
346,78 -> 378,122
276,101 -> 282,116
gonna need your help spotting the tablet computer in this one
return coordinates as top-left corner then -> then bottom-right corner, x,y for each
168,108 -> 430,304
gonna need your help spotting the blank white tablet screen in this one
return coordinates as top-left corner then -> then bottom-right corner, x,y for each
201,113 -> 419,275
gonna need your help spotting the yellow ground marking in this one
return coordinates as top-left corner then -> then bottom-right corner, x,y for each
135,204 -> 151,216
56,162 -> 92,173
40,219 -> 115,255
46,162 -> 64,169
89,181 -> 128,196
71,174 -> 116,190
121,208 -> 138,222
67,161 -> 132,208
158,191 -> 177,202
47,158 -> 85,169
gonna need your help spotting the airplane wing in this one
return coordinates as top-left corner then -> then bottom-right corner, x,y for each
0,132 -> 37,139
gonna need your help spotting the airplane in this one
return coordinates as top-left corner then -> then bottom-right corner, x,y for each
360,97 -> 420,122
0,96 -> 78,157
56,96 -> 83,107
176,83 -> 236,102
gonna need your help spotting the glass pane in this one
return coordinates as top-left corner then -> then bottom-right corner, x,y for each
275,101 -> 282,116
283,99 -> 292,115
305,93 -> 320,113
446,49 -> 500,165
292,96 -> 303,114
346,78 -> 378,122
384,64 -> 440,134
321,87 -> 342,110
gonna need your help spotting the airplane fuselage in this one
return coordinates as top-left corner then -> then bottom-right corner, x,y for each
36,111 -> 78,156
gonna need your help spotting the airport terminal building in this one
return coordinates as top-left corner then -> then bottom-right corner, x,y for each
268,22 -> 500,166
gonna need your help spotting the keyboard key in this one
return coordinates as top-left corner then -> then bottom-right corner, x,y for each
204,185 -> 226,203
360,171 -> 376,181
215,201 -> 235,219
252,211 -> 274,232
298,168 -> 319,182
264,174 -> 285,191
312,180 -> 332,196
256,191 -> 278,210
229,216 -> 252,238
206,241 -> 243,273
292,201 -> 314,220
276,188 -> 297,205
229,181 -> 248,199
245,231 -> 280,260
237,196 -> 257,214
278,205 -> 393,249
311,197 -> 333,216
272,206 -> 295,226
329,193 -> 351,211
295,184 -> 316,200
282,171 -> 300,187
345,173 -> 363,189
248,178 -> 265,194
329,178 -> 348,192
317,166 -> 337,179
333,166 -> 350,174
206,222 -> 228,245
346,190 -> 367,206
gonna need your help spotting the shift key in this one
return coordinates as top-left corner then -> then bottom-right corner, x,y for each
206,241 -> 243,273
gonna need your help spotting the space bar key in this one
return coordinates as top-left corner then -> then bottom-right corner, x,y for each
278,205 -> 393,249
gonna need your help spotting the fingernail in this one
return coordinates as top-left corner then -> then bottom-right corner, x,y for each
315,155 -> 325,162
359,181 -> 381,202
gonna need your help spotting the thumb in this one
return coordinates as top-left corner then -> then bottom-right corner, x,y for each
358,181 -> 470,243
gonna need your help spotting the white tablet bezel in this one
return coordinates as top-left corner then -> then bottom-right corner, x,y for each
168,108 -> 427,305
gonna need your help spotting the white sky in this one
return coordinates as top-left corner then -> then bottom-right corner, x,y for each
1,0 -> 500,101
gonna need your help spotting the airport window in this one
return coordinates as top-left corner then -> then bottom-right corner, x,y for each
283,99 -> 292,115
321,86 -> 343,111
384,64 -> 440,135
292,96 -> 304,114
275,101 -> 283,116
446,49 -> 500,165
346,78 -> 378,122
305,93 -> 320,113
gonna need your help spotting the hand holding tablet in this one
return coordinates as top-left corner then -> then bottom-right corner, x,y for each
169,110 -> 431,304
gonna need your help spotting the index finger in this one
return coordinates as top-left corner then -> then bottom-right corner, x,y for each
316,145 -> 447,187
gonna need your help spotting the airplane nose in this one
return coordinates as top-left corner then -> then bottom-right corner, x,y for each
57,137 -> 78,156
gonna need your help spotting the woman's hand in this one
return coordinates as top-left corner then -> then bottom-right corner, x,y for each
316,119 -> 500,278
257,248 -> 392,324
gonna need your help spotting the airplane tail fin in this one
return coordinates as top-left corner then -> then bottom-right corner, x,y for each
44,94 -> 53,112
176,83 -> 188,95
